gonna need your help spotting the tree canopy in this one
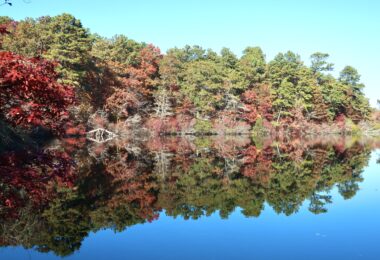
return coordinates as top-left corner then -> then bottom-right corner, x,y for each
0,13 -> 373,135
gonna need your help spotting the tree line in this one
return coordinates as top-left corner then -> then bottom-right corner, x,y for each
0,13 -> 375,136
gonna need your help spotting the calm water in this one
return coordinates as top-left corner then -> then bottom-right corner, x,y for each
1,135 -> 380,260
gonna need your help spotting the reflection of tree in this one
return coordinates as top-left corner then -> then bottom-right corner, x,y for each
338,180 -> 359,200
0,136 -> 377,256
308,193 -> 332,214
0,148 -> 79,256
0,149 -> 76,219
157,137 -> 373,218
154,150 -> 173,178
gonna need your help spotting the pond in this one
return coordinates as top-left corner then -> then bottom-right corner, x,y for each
1,135 -> 380,260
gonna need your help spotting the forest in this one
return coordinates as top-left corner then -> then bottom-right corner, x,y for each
1,13 -> 379,140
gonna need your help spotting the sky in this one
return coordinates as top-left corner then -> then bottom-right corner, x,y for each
1,0 -> 379,106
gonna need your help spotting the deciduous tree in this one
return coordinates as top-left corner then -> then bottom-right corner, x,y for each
0,52 -> 74,132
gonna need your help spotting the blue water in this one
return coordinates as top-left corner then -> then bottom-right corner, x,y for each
1,150 -> 379,260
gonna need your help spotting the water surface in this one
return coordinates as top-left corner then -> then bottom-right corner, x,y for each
1,136 -> 380,259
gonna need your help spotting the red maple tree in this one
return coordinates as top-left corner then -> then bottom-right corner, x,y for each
0,52 -> 74,132
241,87 -> 273,125
122,44 -> 162,98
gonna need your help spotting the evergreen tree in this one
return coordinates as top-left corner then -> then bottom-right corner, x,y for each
43,13 -> 92,87
238,46 -> 266,87
310,52 -> 334,73
268,51 -> 315,119
339,66 -> 370,122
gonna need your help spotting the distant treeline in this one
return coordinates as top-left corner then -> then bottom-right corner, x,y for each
0,14 -> 375,135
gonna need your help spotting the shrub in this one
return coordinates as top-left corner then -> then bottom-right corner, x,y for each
194,119 -> 213,134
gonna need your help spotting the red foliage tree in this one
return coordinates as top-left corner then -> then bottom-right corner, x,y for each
104,44 -> 161,120
241,86 -> 273,125
105,88 -> 140,119
85,61 -> 119,109
335,113 -> 346,132
122,44 -> 162,98
241,90 -> 259,124
0,23 -> 10,47
0,52 -> 74,132
0,25 -> 8,35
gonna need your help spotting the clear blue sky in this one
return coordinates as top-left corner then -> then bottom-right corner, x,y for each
1,0 -> 379,106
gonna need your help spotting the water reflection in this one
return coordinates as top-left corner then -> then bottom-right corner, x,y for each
0,135 -> 379,256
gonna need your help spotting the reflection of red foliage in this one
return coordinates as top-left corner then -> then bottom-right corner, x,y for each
213,112 -> 251,134
61,137 -> 87,153
213,136 -> 251,159
241,145 -> 273,183
0,52 -> 74,133
105,154 -> 158,221
61,123 -> 87,152
145,117 -> 165,133
0,150 -> 76,218
144,137 -> 196,174
121,173 -> 158,220
145,137 -> 195,154
333,139 -> 347,154
64,123 -> 86,136
242,146 -> 258,164
145,113 -> 198,135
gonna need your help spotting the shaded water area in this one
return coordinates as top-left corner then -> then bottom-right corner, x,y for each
1,134 -> 380,259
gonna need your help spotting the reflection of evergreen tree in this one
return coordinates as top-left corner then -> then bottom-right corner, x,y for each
0,136 -> 377,256
308,193 -> 332,214
338,180 -> 359,200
